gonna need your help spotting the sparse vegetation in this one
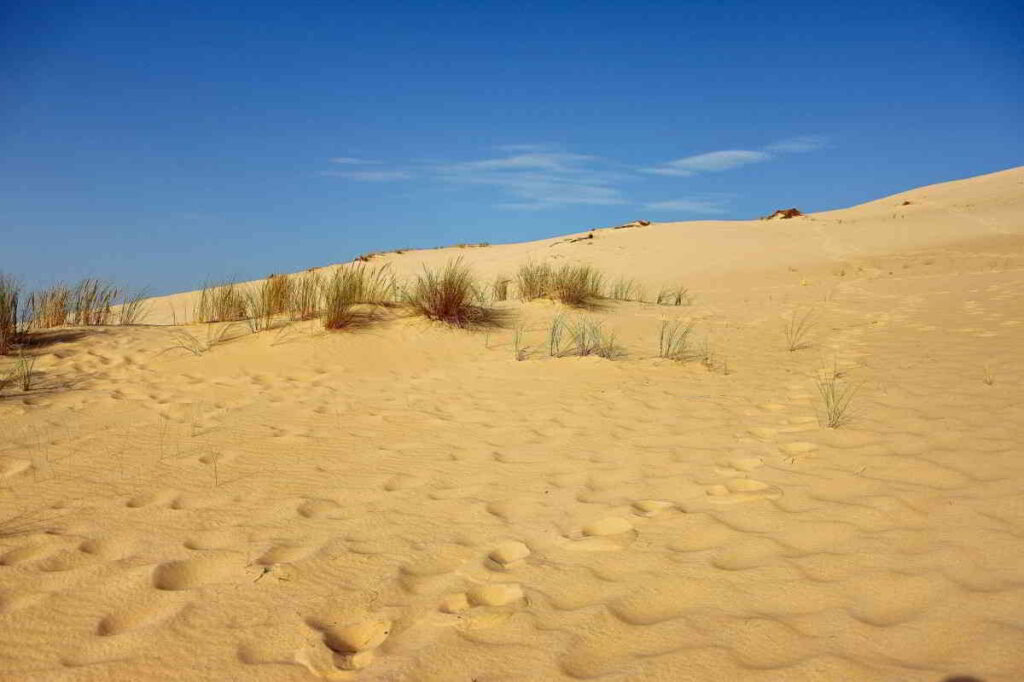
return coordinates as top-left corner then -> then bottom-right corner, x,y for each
195,281 -> 248,323
243,283 -> 275,333
656,285 -> 691,306
549,314 -> 566,356
12,350 -> 37,391
514,262 -> 604,306
564,316 -> 619,358
784,308 -> 816,351
264,274 -> 293,315
405,259 -> 498,328
658,320 -> 693,360
27,285 -> 71,329
983,365 -> 995,386
289,271 -> 323,320
117,290 -> 149,325
71,279 -> 119,325
816,363 -> 856,428
321,264 -> 398,330
608,277 -> 644,302
165,324 -> 239,356
0,275 -> 20,355
492,276 -> 510,302
513,325 -> 526,360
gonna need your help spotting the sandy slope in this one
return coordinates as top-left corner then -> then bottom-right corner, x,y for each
1,166 -> 1023,681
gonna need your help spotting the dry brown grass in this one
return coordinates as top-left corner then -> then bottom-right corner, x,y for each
0,275 -> 20,355
405,258 -> 501,328
195,281 -> 248,323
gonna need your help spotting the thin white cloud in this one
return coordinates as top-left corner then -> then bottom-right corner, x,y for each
328,156 -> 380,165
643,150 -> 770,176
646,198 -> 729,214
320,169 -> 412,181
764,135 -> 828,153
438,151 -> 625,209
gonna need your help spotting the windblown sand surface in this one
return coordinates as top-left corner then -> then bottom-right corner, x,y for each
2,167 -> 1023,681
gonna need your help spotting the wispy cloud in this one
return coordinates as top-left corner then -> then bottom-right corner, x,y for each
320,169 -> 412,181
642,135 -> 827,177
644,150 -> 770,177
328,156 -> 380,165
646,198 -> 729,214
764,135 -> 828,153
438,149 -> 626,210
320,136 -> 826,208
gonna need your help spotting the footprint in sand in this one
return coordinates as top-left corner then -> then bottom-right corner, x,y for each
296,498 -> 348,519
126,489 -> 180,509
705,478 -> 782,504
152,556 -> 246,591
631,500 -> 677,517
563,517 -> 637,552
486,541 -> 531,570
308,617 -> 391,671
97,598 -> 187,636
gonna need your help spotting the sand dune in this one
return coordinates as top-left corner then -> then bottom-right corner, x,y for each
2,166 -> 1023,681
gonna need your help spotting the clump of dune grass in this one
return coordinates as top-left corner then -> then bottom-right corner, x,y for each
550,264 -> 604,306
11,350 -> 37,391
165,324 -> 239,357
608,277 -> 644,302
816,363 -> 856,428
404,258 -> 498,328
0,275 -> 20,355
195,281 -> 248,323
321,264 -> 398,330
565,316 -> 620,358
784,308 -> 816,351
289,271 -> 323,320
512,325 -> 526,361
657,285 -> 691,306
243,284 -> 275,333
27,285 -> 71,329
264,274 -> 293,315
492,276 -> 510,302
516,262 -> 553,301
658,320 -> 693,360
117,290 -> 149,325
71,279 -> 120,325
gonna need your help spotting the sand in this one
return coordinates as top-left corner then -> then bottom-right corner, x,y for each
1,166 -> 1023,681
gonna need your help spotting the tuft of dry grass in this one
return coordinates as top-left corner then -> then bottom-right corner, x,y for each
983,365 -> 995,386
265,274 -> 293,315
492,276 -> 510,302
195,281 -> 248,323
11,350 -> 37,391
816,363 -> 856,428
27,285 -> 71,329
656,285 -> 691,306
405,258 -> 499,328
608,277 -> 645,302
117,290 -> 149,325
658,320 -> 693,360
289,271 -> 323,321
564,316 -> 620,358
512,325 -> 526,361
0,274 -> 20,355
784,308 -> 816,352
165,324 -> 239,356
321,264 -> 398,330
243,284 -> 275,333
71,279 -> 119,325
515,262 -> 604,306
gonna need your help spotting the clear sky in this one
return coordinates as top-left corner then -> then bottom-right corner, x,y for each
2,0 -> 1022,295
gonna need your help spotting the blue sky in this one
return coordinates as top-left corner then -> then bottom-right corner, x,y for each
2,0 -> 1022,295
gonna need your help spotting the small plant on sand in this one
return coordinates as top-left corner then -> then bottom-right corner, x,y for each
12,350 -> 37,391
983,365 -> 995,386
608,277 -> 644,302
816,363 -> 856,428
117,290 -> 149,325
322,264 -> 397,330
550,264 -> 604,306
512,324 -> 526,360
27,285 -> 71,328
0,275 -> 20,355
557,316 -> 620,358
289,271 -> 323,321
243,285 -> 275,333
165,324 -> 239,356
548,314 -> 566,356
405,258 -> 498,328
195,281 -> 248,323
658,320 -> 693,360
71,279 -> 119,325
657,285 -> 691,306
515,262 -> 604,306
264,274 -> 293,315
492,276 -> 510,302
784,308 -> 816,352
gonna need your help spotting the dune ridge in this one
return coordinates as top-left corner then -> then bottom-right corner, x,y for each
1,166 -> 1023,681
